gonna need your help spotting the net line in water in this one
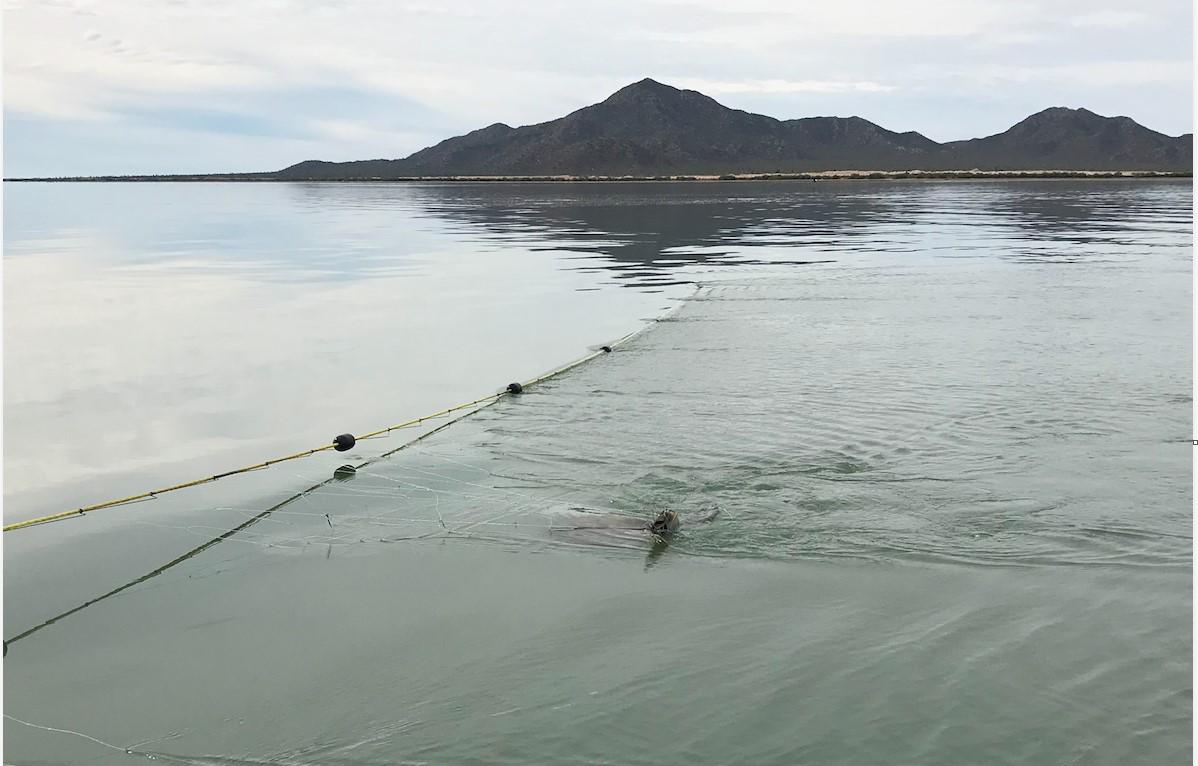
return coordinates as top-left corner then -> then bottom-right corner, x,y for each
4,439 -> 674,653
3,321 -> 658,534
30,446 -> 660,559
0,408 -> 554,653
97,446 -> 663,558
3,302 -> 692,653
4,711 -> 187,760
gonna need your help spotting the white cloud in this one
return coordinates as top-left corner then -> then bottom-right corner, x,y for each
981,60 -> 1192,87
4,70 -> 115,120
1069,10 -> 1152,28
651,0 -> 1040,38
674,78 -> 898,95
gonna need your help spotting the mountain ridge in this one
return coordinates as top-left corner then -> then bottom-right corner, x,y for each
275,79 -> 1190,178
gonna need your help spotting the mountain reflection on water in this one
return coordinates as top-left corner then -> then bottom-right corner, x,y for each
391,179 -> 1193,283
37,179 -> 1182,287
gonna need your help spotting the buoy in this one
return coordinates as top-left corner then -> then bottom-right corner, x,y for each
506,382 -> 523,395
333,464 -> 357,481
600,345 -> 612,353
333,434 -> 356,452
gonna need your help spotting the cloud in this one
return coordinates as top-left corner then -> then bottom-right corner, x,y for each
1069,10 -> 1152,28
649,0 -> 1038,38
981,59 -> 1192,87
674,78 -> 899,95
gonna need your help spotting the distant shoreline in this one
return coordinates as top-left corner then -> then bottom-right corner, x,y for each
6,169 -> 1190,183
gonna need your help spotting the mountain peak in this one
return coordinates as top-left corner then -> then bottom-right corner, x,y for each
613,77 -> 675,95
601,78 -> 713,107
997,106 -> 1170,144
1035,106 -> 1090,116
1017,106 -> 1105,127
593,78 -> 733,128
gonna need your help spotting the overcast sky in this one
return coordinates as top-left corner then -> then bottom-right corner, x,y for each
4,0 -> 1193,176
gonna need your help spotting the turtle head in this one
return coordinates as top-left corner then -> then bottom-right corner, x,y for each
650,510 -> 680,536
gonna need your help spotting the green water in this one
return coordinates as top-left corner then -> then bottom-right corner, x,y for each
4,180 -> 1191,764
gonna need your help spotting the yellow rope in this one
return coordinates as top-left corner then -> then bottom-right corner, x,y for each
3,333 -> 639,534
356,391 -> 505,440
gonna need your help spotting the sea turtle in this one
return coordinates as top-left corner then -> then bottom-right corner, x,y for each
549,506 -> 719,548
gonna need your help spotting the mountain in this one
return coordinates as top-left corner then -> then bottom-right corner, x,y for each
936,107 -> 1192,171
273,79 -> 1191,179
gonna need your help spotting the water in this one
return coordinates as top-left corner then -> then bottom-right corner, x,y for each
4,180 -> 1191,764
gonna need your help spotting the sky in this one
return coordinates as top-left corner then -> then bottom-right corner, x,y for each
3,0 -> 1193,176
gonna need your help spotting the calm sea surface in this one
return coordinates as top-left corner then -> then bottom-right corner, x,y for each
4,180 -> 1192,764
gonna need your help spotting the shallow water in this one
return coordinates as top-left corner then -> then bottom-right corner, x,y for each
4,180 -> 1192,764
